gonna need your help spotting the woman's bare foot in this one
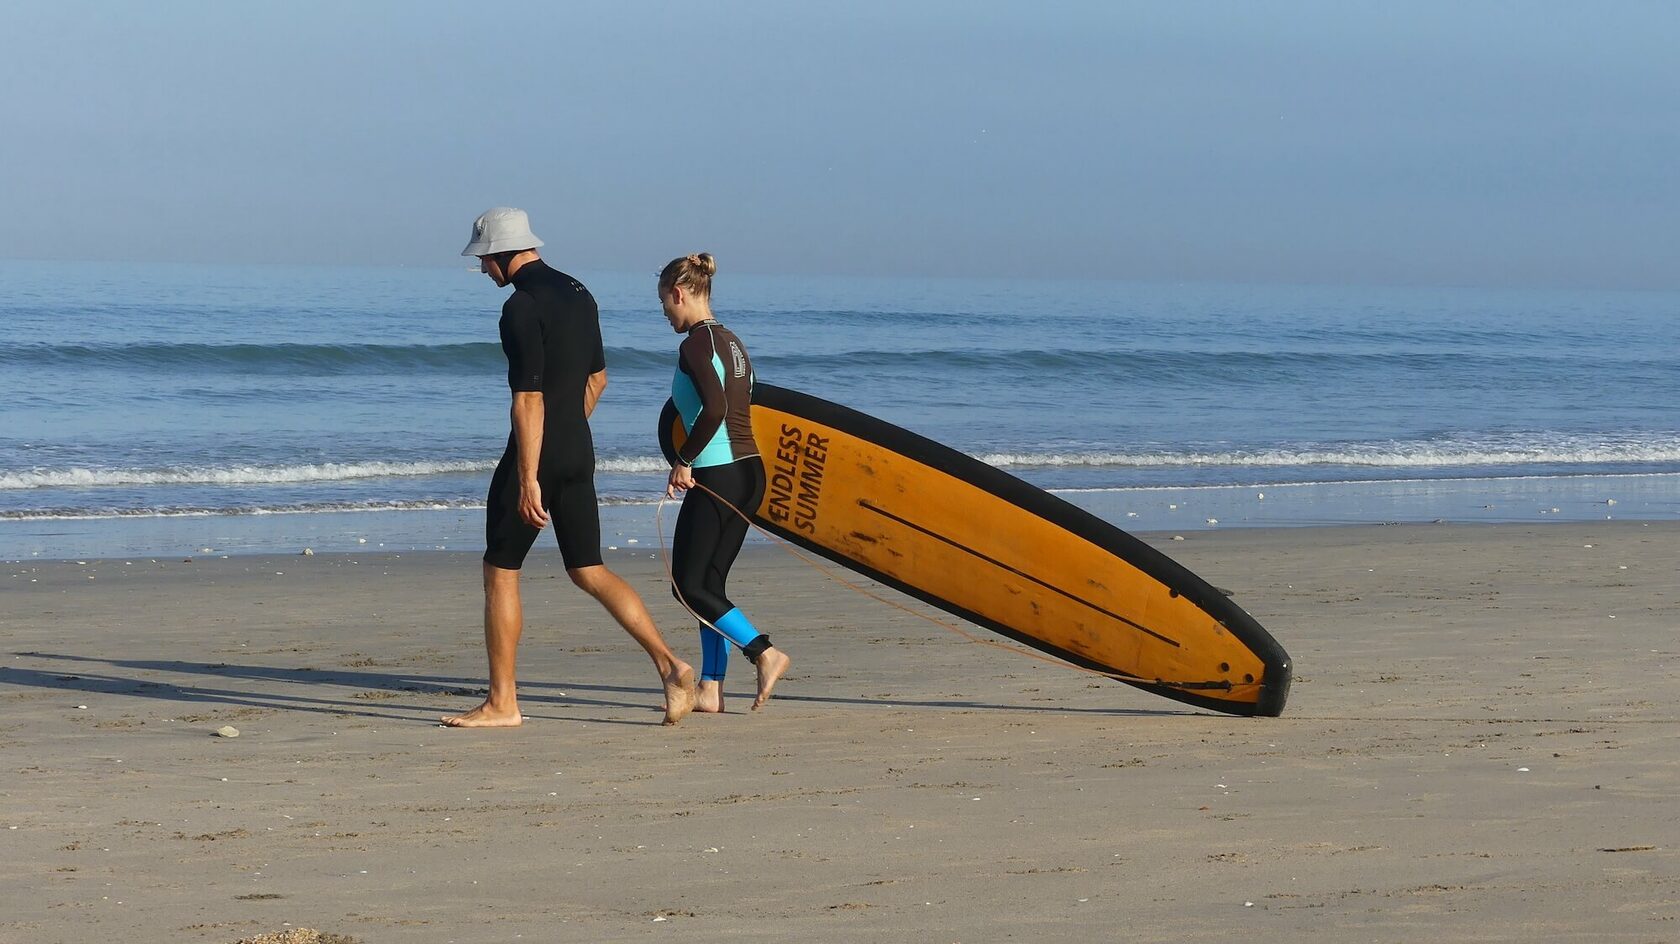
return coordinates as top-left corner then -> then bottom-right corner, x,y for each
441,699 -> 523,728
695,680 -> 725,713
751,647 -> 791,710
662,664 -> 697,725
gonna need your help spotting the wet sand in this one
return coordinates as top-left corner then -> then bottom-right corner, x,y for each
2,522 -> 1677,942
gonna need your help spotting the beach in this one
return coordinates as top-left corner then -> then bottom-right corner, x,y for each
9,2 -> 1679,940
3,521 -> 1676,942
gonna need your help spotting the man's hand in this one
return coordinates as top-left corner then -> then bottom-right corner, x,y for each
666,463 -> 696,498
519,479 -> 550,529
510,391 -> 546,527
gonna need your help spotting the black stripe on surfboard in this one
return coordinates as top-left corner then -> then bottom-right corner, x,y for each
855,498 -> 1182,649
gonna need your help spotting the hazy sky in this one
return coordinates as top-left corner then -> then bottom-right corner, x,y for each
2,1 -> 1676,288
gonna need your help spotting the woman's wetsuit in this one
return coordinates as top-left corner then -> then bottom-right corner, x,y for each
670,320 -> 769,679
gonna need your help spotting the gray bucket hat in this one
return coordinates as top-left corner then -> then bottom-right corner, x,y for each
461,206 -> 544,256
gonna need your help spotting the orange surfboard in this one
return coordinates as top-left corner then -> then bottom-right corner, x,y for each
660,384 -> 1292,716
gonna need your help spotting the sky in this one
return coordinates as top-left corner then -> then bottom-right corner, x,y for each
1,1 -> 1676,288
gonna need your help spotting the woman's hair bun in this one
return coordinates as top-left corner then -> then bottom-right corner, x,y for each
660,251 -> 718,294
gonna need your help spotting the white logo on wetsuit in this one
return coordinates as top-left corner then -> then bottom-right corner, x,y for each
730,341 -> 747,378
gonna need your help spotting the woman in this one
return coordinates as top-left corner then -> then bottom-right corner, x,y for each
661,252 -> 791,711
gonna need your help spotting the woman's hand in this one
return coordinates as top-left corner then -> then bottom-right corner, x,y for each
666,463 -> 696,498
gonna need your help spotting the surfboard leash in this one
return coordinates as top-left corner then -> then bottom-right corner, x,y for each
655,483 -> 1261,694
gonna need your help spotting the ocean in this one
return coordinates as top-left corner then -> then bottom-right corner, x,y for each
3,259 -> 1677,559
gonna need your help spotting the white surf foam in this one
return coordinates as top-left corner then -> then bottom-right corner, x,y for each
977,439 -> 1680,470
0,460 -> 491,490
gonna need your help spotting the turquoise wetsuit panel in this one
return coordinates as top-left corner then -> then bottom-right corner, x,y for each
672,322 -> 758,469
672,350 -> 739,468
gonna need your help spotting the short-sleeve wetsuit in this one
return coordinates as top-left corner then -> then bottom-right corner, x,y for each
669,320 -> 771,678
483,259 -> 607,571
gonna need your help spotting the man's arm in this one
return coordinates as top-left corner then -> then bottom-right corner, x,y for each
511,391 -> 549,529
583,369 -> 607,419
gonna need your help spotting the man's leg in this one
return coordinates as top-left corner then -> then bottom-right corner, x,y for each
569,564 -> 695,724
442,562 -> 526,727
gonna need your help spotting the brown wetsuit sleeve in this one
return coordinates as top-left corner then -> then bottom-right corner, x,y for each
676,329 -> 729,467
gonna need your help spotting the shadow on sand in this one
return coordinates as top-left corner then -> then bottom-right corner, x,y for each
3,650 -> 1196,724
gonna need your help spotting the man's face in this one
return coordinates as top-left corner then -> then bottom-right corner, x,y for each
479,255 -> 508,287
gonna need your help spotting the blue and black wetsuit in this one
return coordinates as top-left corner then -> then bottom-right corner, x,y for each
670,320 -> 770,679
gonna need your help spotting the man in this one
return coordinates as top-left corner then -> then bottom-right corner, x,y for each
442,207 -> 695,727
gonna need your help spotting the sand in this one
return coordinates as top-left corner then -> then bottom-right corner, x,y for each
2,522 -> 1676,942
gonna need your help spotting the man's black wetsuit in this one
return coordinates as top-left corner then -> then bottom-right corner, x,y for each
483,259 -> 606,571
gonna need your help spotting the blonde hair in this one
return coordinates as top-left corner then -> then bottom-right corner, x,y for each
659,252 -> 717,297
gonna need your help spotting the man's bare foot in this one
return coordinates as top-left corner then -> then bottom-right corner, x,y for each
662,663 -> 697,725
440,700 -> 523,728
695,680 -> 725,713
751,647 -> 791,710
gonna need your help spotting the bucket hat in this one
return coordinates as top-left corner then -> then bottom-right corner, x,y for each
461,207 -> 544,256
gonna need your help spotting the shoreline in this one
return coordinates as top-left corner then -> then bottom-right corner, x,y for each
4,470 -> 1675,563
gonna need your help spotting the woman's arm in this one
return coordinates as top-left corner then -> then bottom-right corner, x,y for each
674,331 -> 729,467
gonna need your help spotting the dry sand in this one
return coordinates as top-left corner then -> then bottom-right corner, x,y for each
2,522 -> 1676,942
